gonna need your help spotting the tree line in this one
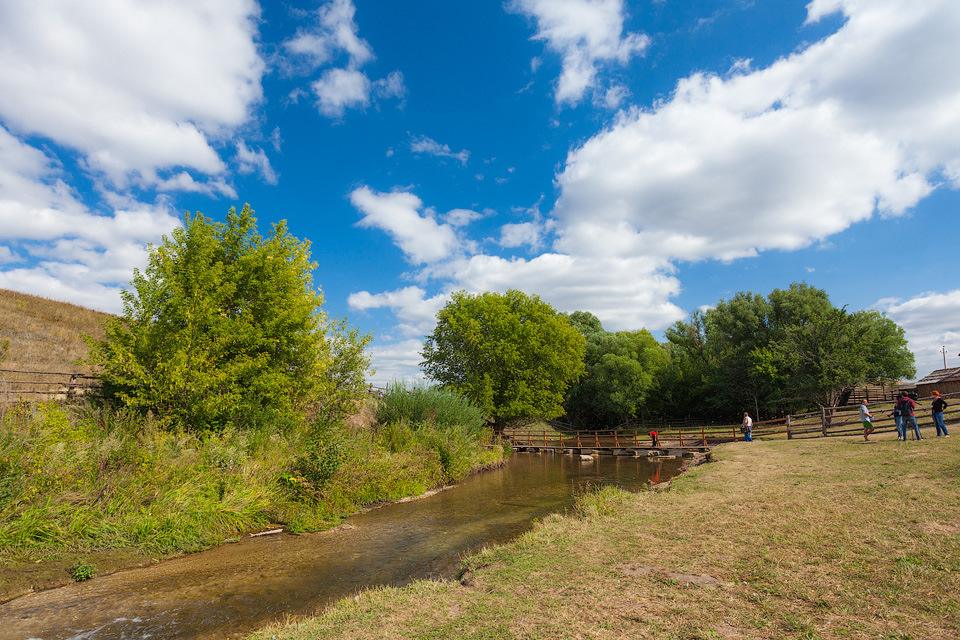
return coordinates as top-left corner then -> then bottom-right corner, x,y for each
84,205 -> 914,435
420,285 -> 915,431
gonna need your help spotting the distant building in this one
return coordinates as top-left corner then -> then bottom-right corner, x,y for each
914,367 -> 960,398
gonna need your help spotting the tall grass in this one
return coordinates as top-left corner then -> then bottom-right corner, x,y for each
0,392 -> 504,563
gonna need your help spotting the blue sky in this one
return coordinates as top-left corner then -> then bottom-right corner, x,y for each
1,0 -> 958,384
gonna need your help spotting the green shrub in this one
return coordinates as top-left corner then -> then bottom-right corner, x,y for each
71,558 -> 97,582
375,383 -> 486,433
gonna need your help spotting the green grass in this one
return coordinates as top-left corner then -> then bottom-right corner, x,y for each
250,430 -> 960,640
0,395 -> 505,601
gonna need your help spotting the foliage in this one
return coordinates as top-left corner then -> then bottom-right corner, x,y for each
86,205 -> 369,432
563,312 -> 670,430
70,559 -> 97,582
665,282 -> 915,417
375,382 -> 486,433
0,399 -> 503,564
420,290 -> 586,431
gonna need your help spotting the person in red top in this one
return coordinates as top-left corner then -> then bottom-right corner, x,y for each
899,393 -> 922,440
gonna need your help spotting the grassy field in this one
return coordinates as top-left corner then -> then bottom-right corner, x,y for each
0,288 -> 108,373
251,429 -> 960,640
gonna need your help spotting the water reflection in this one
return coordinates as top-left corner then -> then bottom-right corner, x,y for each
0,452 -> 681,640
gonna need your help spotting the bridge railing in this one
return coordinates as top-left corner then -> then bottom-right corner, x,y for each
502,417 -> 791,449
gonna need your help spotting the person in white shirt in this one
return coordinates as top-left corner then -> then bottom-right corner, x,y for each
859,399 -> 875,441
741,412 -> 753,442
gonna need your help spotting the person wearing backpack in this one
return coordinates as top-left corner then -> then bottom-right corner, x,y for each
931,390 -> 949,436
899,393 -> 922,440
741,412 -> 753,442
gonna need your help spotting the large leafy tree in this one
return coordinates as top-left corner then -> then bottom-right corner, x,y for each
88,205 -> 369,431
420,290 -> 586,431
665,283 -> 915,417
563,312 -> 670,430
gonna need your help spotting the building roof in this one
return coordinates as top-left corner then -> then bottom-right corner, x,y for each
915,367 -> 960,385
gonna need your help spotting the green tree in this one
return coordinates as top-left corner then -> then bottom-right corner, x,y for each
420,290 -> 586,431
563,312 -> 670,430
88,205 -> 369,431
665,282 -> 915,417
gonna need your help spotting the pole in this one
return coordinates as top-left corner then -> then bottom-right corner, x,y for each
943,346 -> 948,368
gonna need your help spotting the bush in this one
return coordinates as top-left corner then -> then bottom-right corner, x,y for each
375,383 -> 486,434
71,558 -> 97,582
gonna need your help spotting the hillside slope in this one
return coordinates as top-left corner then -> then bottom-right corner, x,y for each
0,288 -> 110,374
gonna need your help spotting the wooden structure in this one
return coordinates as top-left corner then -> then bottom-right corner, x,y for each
0,368 -> 100,404
503,389 -> 960,452
914,368 -> 960,398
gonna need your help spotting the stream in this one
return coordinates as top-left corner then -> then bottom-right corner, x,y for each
0,452 -> 682,640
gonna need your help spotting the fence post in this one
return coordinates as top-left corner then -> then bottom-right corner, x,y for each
821,407 -> 829,437
786,415 -> 792,440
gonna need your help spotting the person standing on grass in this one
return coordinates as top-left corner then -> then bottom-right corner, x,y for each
899,393 -> 922,440
741,412 -> 753,442
891,393 -> 905,440
931,391 -> 949,437
860,399 -> 876,441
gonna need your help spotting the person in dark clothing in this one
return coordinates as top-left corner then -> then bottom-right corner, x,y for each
931,390 -> 949,437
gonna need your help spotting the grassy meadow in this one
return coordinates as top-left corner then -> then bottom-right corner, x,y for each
0,288 -> 108,374
251,430 -> 960,640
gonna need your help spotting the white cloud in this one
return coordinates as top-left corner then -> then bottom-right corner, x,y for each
0,0 -> 263,189
0,125 -> 180,312
312,68 -> 372,117
0,246 -> 19,264
444,209 -> 483,227
410,136 -> 470,166
876,290 -> 960,378
284,0 -> 373,70
350,187 -> 460,264
508,0 -> 649,105
235,141 -> 278,185
285,0 -> 405,119
348,286 -> 449,337
365,339 -> 429,386
499,222 -> 543,250
552,0 -> 960,266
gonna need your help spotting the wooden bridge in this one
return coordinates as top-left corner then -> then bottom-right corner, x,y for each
498,421 -> 781,456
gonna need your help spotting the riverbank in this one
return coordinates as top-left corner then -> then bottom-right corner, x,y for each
251,430 -> 960,639
0,398 -> 505,603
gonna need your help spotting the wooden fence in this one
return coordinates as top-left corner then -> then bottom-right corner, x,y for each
0,368 -> 100,404
504,390 -> 960,449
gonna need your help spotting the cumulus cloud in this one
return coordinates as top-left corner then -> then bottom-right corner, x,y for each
364,339 -> 430,386
552,0 -> 960,265
312,68 -> 372,117
348,286 -> 449,337
0,0 -> 263,189
877,290 -> 960,378
0,125 -> 181,312
284,0 -> 405,119
350,187 -> 460,264
499,222 -> 543,250
508,0 -> 649,105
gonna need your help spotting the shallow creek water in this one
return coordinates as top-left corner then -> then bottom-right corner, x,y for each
1,452 -> 682,640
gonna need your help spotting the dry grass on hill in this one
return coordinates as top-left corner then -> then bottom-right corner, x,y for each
0,288 -> 110,375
